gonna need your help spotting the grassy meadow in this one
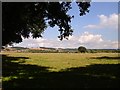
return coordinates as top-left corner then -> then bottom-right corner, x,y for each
2,52 -> 120,88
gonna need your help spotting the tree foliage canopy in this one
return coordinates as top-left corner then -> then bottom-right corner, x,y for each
78,46 -> 87,53
2,1 -> 90,46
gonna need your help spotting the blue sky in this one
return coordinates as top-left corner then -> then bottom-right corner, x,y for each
14,2 -> 118,49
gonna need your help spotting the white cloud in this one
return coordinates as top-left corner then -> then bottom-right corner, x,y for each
14,32 -> 118,49
83,13 -> 118,30
78,32 -> 103,43
77,32 -> 118,49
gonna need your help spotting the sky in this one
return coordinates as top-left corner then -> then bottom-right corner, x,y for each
13,2 -> 118,49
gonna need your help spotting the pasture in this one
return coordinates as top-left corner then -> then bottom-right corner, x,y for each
2,52 -> 120,88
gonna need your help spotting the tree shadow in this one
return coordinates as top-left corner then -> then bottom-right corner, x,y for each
2,54 -> 120,89
2,55 -> 51,88
60,64 -> 120,88
90,56 -> 120,60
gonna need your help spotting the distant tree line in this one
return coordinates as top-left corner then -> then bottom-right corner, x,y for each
25,49 -> 120,53
2,46 -> 120,53
87,49 -> 120,53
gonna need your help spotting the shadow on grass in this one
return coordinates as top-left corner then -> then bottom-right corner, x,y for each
2,54 -> 120,89
90,56 -> 120,60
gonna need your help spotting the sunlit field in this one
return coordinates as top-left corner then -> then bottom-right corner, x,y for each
2,52 -> 120,88
2,52 -> 119,71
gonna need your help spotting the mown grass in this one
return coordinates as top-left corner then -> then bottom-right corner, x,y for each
2,53 -> 119,71
1,52 -> 120,88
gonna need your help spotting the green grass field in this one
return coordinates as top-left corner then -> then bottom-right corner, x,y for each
2,52 -> 120,88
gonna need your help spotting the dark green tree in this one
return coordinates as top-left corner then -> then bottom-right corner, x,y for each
2,1 -> 91,46
78,46 -> 87,53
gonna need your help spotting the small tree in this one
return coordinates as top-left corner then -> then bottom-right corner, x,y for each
78,46 -> 87,53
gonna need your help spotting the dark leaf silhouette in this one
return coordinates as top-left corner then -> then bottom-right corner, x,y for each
2,2 -> 91,46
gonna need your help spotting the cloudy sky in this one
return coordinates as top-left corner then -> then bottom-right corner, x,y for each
14,2 -> 118,49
